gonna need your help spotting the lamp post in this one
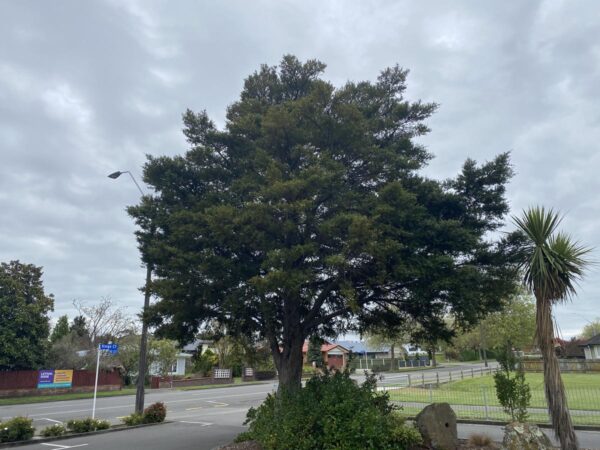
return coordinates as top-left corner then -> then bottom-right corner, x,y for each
108,170 -> 152,414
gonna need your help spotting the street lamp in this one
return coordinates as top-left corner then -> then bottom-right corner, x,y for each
108,170 -> 152,414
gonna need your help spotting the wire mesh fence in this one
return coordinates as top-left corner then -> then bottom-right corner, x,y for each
382,373 -> 600,426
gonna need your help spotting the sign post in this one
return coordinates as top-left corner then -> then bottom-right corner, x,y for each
92,343 -> 118,419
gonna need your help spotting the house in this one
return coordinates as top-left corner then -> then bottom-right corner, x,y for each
149,352 -> 192,377
580,335 -> 600,360
336,341 -> 390,359
182,339 -> 216,356
302,341 -> 350,370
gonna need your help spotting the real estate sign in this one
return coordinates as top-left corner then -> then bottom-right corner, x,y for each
37,369 -> 74,388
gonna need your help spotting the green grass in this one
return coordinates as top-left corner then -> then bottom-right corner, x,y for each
177,378 -> 269,391
387,373 -> 600,425
0,388 -> 137,406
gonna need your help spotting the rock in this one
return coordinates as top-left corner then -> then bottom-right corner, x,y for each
501,422 -> 552,450
415,402 -> 458,450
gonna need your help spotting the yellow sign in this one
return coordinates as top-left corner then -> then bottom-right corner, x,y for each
53,370 -> 73,384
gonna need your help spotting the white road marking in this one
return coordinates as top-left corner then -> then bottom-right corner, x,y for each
41,444 -> 88,448
206,401 -> 228,407
179,421 -> 212,426
41,418 -> 64,424
185,406 -> 204,411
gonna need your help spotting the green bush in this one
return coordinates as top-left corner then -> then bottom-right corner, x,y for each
121,413 -> 144,426
65,418 -> 110,433
40,424 -> 67,437
192,349 -> 218,376
0,416 -> 35,443
95,420 -> 110,430
493,345 -> 531,422
143,402 -> 167,423
242,370 -> 422,450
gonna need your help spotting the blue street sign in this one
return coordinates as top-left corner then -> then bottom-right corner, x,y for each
99,343 -> 118,353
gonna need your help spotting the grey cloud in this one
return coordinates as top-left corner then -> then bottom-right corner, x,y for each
0,0 -> 598,336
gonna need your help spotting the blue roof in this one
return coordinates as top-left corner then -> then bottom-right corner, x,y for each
335,340 -> 390,354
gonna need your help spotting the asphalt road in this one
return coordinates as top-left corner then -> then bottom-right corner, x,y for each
4,364 -> 600,449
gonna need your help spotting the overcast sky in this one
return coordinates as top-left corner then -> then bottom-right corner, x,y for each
1,0 -> 598,338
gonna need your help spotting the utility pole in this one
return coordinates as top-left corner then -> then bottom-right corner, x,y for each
479,323 -> 488,368
108,170 -> 151,414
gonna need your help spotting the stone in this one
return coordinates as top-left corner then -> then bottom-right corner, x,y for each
501,422 -> 552,450
415,402 -> 458,450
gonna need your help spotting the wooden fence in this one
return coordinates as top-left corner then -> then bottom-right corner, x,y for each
0,370 -> 122,390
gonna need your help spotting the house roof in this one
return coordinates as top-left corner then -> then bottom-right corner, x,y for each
182,339 -> 213,352
301,341 -> 349,353
335,340 -> 390,354
580,334 -> 600,346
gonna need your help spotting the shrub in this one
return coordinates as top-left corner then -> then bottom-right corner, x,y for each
95,420 -> 110,430
121,413 -> 144,426
65,418 -> 110,433
143,402 -> 167,423
468,433 -> 497,449
242,370 -> 422,450
493,345 -> 531,422
0,417 -> 35,443
40,424 -> 67,437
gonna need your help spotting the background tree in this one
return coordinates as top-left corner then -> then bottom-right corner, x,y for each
129,56 -> 520,391
580,318 -> 600,339
448,293 -> 536,360
0,261 -> 54,370
72,297 -> 134,345
366,322 -> 411,369
70,315 -> 88,338
50,315 -> 70,344
150,339 -> 179,378
515,207 -> 591,450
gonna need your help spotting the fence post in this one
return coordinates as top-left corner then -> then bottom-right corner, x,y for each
471,368 -> 474,378
429,384 -> 433,403
408,374 -> 411,387
421,373 -> 425,387
449,371 -> 452,382
436,372 -> 439,387
461,370 -> 464,380
482,387 -> 489,420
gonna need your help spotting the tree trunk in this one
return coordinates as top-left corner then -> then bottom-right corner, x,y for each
537,295 -> 578,450
272,333 -> 304,394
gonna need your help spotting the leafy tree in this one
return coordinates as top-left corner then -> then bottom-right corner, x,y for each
150,339 -> 179,378
0,261 -> 54,370
70,315 -> 89,339
580,318 -> 600,339
449,293 -> 536,359
129,56 -> 520,391
307,335 -> 323,368
50,315 -> 70,344
514,207 -> 591,450
493,344 -> 531,422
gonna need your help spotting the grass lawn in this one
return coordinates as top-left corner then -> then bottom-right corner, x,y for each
387,372 -> 600,423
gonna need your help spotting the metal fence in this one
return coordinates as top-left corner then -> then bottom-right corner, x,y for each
382,372 -> 600,426
349,357 -> 430,371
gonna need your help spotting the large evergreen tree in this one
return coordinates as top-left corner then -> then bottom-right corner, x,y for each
50,315 -> 70,343
0,260 -> 54,370
129,56 -> 520,390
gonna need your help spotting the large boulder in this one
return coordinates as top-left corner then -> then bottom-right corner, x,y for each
415,402 -> 458,450
501,422 -> 552,450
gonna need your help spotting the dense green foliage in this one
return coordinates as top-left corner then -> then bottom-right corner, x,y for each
192,348 -> 218,376
0,417 -> 35,442
307,335 -> 323,368
129,55 -> 520,389
66,418 -> 110,433
121,412 -> 144,426
50,315 -> 70,343
493,345 -> 531,422
0,261 -> 54,370
143,402 -> 167,423
240,370 -> 422,450
40,424 -> 67,437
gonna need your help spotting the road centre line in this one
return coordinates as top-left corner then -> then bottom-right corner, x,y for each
179,421 -> 212,426
41,444 -> 88,449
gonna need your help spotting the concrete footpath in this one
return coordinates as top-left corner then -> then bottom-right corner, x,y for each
458,423 -> 600,449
